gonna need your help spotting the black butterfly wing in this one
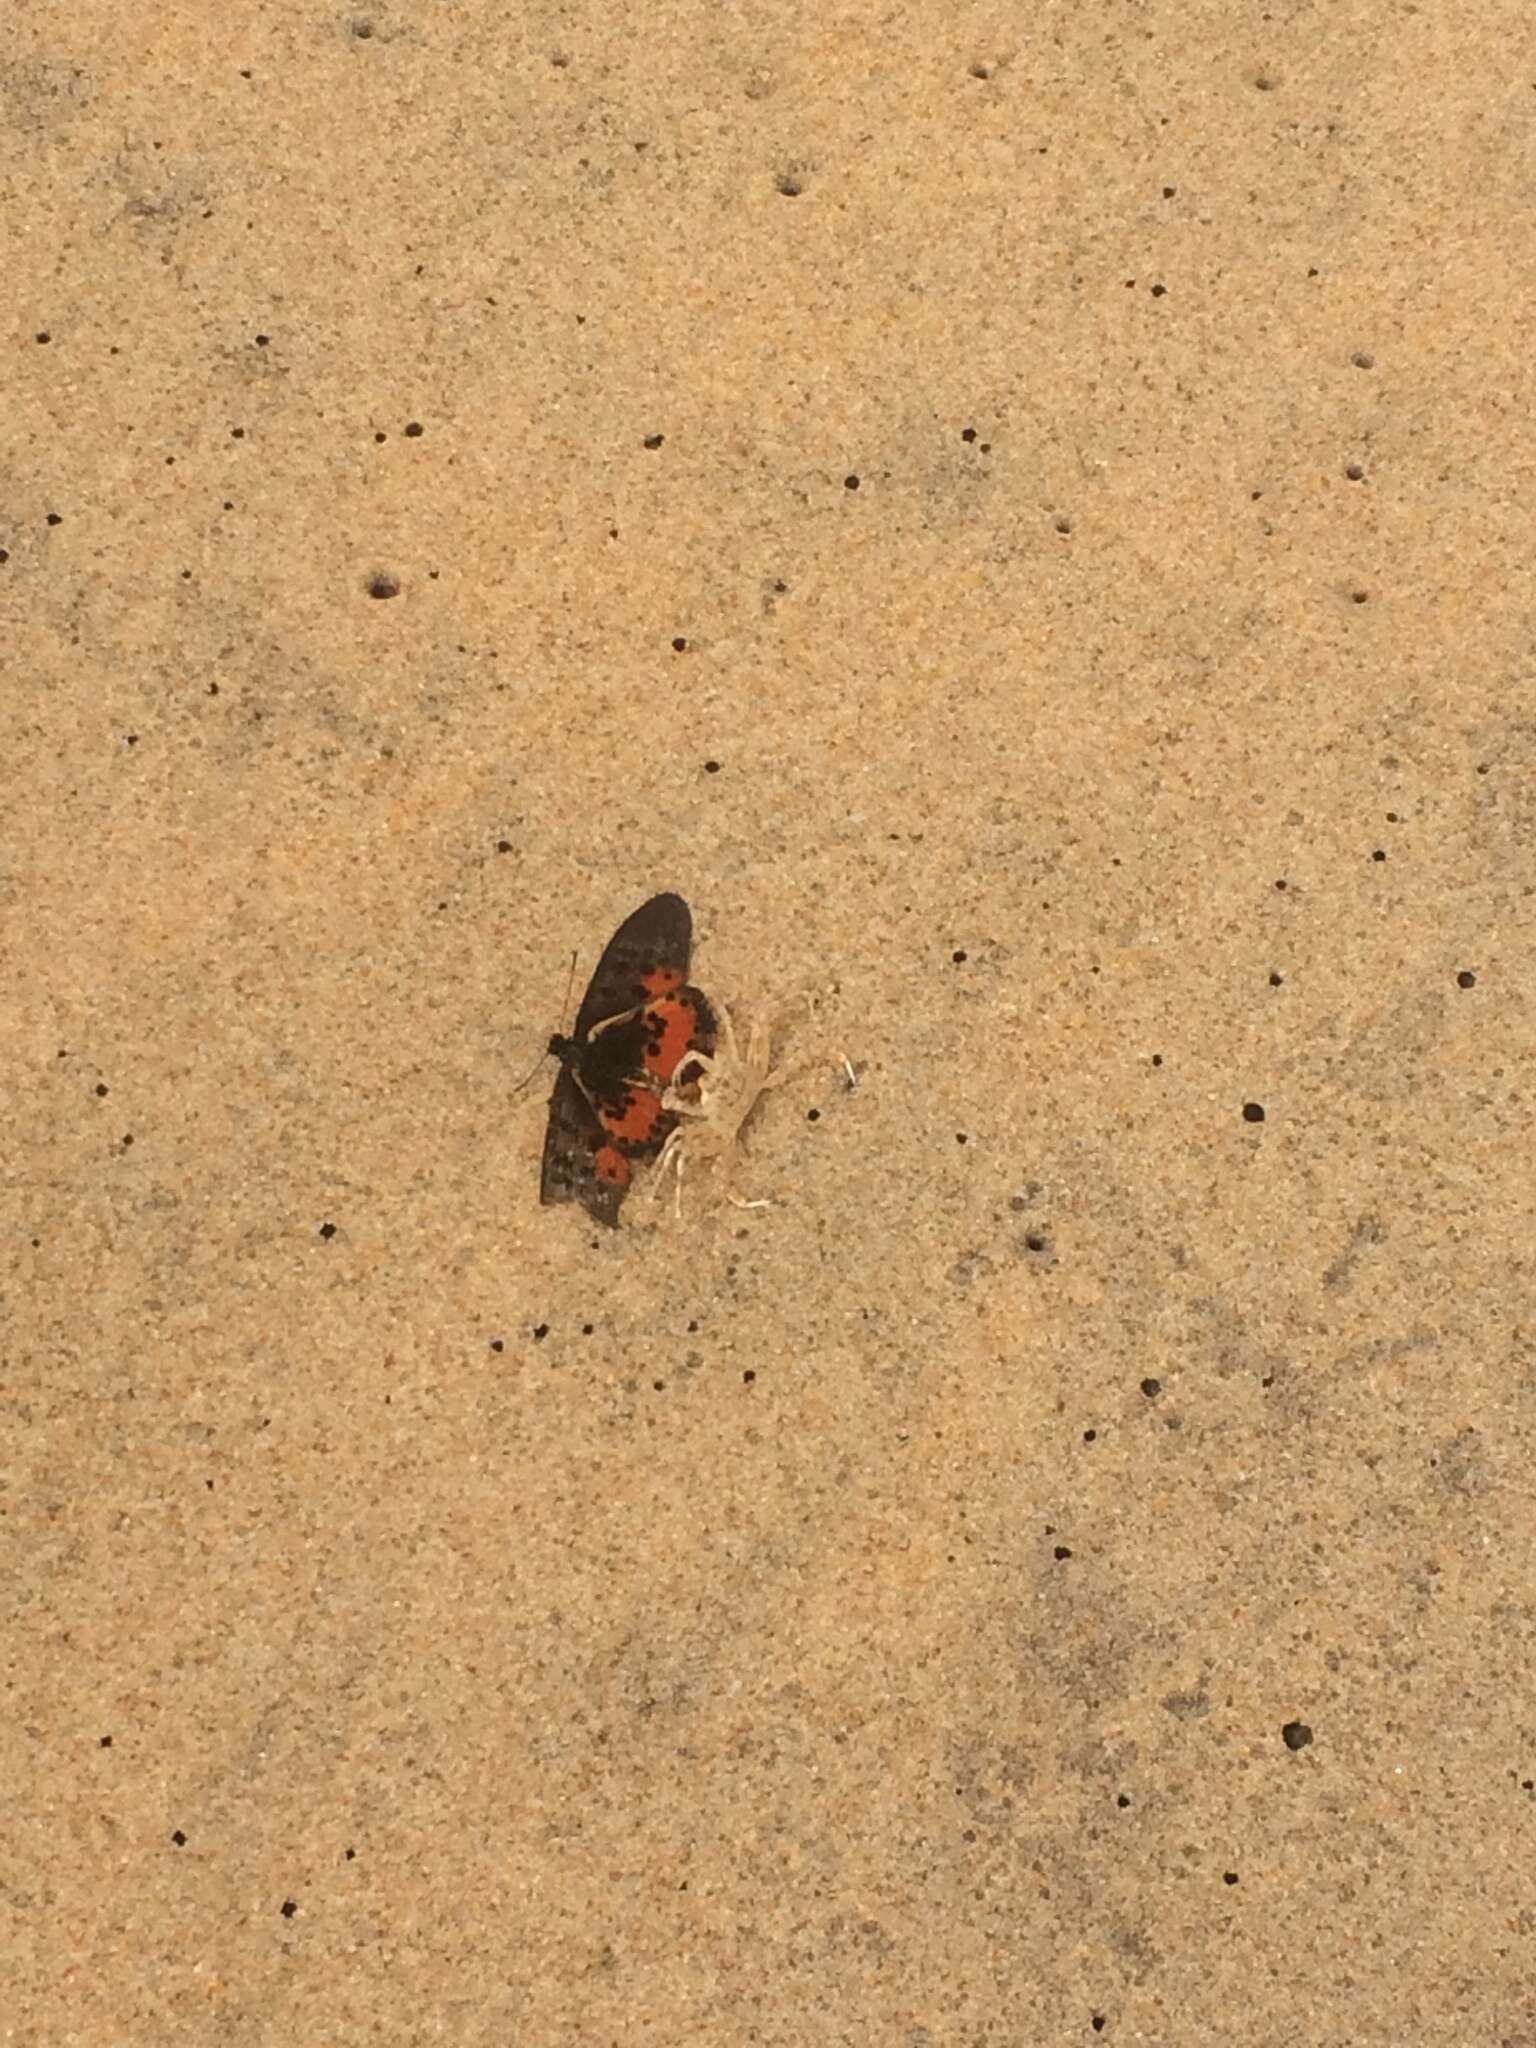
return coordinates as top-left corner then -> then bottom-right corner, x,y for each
572,892 -> 692,1037
539,894 -> 694,1227
540,1061 -> 626,1227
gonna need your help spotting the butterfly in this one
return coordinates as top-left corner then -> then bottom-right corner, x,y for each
539,893 -> 717,1227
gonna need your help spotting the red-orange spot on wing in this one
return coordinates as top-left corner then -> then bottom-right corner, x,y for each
643,996 -> 705,1083
639,964 -> 685,999
593,1143 -> 631,1188
601,1084 -> 668,1147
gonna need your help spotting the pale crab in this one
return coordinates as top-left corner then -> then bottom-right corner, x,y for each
651,994 -> 787,1214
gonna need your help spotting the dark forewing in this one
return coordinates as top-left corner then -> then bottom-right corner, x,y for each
540,1063 -> 624,1226
573,892 -> 692,1037
540,894 -> 695,1229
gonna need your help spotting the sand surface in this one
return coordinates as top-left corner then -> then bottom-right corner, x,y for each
5,2 -> 1534,2041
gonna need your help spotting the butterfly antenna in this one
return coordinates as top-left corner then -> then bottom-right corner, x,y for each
510,949 -> 579,1100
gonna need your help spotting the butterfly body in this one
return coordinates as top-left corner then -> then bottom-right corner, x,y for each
539,894 -> 716,1227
